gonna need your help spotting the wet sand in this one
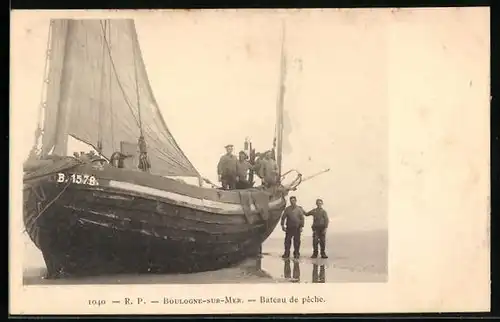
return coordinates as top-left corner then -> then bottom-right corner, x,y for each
260,230 -> 387,283
22,229 -> 387,285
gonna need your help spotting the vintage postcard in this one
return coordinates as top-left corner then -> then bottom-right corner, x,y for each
10,8 -> 490,315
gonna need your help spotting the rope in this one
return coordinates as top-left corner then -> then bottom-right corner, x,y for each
132,34 -> 143,137
108,21 -> 115,152
32,184 -> 46,201
30,21 -> 53,156
23,156 -> 105,233
99,21 -> 142,129
96,20 -> 108,152
280,169 -> 303,192
24,180 -> 72,234
130,22 -> 150,172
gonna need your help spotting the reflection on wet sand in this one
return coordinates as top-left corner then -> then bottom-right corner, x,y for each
283,259 -> 326,283
283,259 -> 300,282
312,263 -> 326,283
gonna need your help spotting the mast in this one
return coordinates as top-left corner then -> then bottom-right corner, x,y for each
96,20 -> 108,154
27,21 -> 54,161
52,21 -> 74,157
274,23 -> 287,180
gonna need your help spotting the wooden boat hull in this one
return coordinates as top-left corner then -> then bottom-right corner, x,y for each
23,160 -> 287,278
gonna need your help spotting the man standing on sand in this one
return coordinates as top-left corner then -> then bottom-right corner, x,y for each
280,196 -> 305,259
305,199 -> 329,258
217,144 -> 238,190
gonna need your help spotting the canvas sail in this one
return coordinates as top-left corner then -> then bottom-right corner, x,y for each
39,20 -> 70,158
39,19 -> 200,178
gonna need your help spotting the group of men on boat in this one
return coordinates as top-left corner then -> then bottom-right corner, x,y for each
217,144 -> 279,190
72,140 -> 279,191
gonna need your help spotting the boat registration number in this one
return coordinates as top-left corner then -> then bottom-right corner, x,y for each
56,173 -> 99,186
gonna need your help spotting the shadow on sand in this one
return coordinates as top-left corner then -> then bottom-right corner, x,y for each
23,254 -> 277,285
23,231 -> 388,284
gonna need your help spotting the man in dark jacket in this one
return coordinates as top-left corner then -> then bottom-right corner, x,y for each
305,199 -> 329,258
280,196 -> 305,259
217,144 -> 238,189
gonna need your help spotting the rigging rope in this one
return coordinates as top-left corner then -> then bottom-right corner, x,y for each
108,21 -> 115,152
30,21 -> 54,158
96,20 -> 108,153
130,23 -> 150,173
99,21 -> 142,129
96,20 -> 195,175
24,179 -> 72,234
132,35 -> 144,137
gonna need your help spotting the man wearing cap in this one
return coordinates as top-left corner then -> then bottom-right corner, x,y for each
217,144 -> 238,190
280,196 -> 306,259
305,199 -> 329,259
235,151 -> 253,189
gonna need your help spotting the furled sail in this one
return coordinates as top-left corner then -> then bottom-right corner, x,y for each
39,19 -> 200,177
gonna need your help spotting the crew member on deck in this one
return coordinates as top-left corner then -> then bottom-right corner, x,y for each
217,144 -> 238,190
110,151 -> 133,168
235,151 -> 253,189
87,150 -> 97,160
260,150 -> 279,187
252,152 -> 264,183
79,151 -> 89,162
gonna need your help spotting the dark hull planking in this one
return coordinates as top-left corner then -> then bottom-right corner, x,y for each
23,164 -> 287,278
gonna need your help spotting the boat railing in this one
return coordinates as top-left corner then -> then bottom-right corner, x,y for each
280,169 -> 303,191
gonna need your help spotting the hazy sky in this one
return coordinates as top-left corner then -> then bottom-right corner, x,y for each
17,9 -> 489,234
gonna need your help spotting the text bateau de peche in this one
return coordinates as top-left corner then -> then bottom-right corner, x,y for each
260,296 -> 287,304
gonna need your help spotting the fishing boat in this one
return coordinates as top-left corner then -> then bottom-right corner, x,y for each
22,18 -> 304,278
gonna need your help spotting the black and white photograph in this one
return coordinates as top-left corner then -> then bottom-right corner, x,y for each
10,8 -> 489,315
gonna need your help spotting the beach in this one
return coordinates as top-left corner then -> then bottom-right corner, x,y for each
22,229 -> 387,285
